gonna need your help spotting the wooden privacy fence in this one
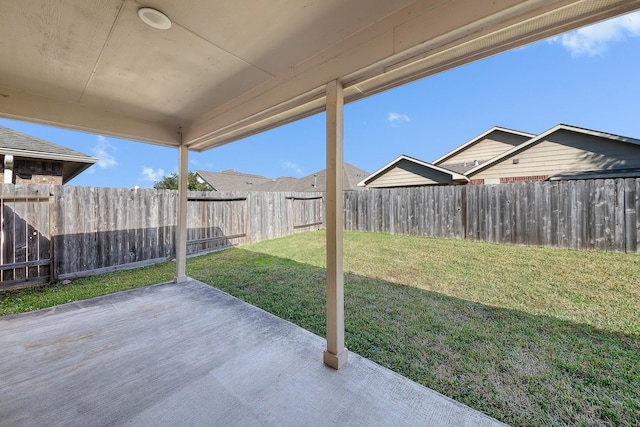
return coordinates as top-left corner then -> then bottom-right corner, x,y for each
52,188 -> 324,282
2,178 -> 638,289
344,178 -> 640,253
0,185 -> 324,288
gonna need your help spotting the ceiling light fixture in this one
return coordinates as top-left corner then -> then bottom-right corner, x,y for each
138,7 -> 172,30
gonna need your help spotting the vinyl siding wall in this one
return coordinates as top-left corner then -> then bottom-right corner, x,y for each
437,131 -> 530,167
470,130 -> 640,182
366,160 -> 453,187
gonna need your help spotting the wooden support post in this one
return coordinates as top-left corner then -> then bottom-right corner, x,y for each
323,79 -> 348,369
174,144 -> 188,283
49,186 -> 56,282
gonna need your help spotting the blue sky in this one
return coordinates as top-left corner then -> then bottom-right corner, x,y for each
2,11 -> 640,189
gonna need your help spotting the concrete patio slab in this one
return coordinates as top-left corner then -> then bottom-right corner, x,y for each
0,280 -> 506,426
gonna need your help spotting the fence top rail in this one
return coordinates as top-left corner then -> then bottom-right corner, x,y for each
285,196 -> 324,200
0,196 -> 52,202
187,197 -> 247,202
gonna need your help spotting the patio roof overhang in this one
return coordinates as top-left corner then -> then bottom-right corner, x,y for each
2,0 -> 639,371
0,0 -> 638,151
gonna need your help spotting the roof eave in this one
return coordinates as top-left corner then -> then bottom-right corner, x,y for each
184,1 -> 640,152
1,148 -> 98,165
62,161 -> 95,184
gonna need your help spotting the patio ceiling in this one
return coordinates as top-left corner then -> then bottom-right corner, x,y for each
0,0 -> 638,151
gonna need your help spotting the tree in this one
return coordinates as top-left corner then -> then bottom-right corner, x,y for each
153,171 -> 212,191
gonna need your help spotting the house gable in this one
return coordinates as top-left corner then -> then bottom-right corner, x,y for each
433,127 -> 533,173
359,155 -> 467,188
466,125 -> 640,184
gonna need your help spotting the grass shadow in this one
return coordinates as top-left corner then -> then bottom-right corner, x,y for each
187,247 -> 639,427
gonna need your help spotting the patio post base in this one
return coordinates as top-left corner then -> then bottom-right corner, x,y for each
323,348 -> 348,370
174,275 -> 189,283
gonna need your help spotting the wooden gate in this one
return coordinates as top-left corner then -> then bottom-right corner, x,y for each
289,194 -> 324,232
186,194 -> 248,255
0,185 -> 53,290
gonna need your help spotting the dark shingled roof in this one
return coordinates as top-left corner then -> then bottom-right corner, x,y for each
196,163 -> 369,192
549,167 -> 640,181
0,126 -> 94,159
0,125 -> 97,184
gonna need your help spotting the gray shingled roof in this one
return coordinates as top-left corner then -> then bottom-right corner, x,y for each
197,163 -> 369,192
0,125 -> 97,183
437,160 -> 491,174
0,126 -> 95,160
195,170 -> 274,191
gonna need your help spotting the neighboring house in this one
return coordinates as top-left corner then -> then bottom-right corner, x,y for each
358,155 -> 468,188
0,125 -> 97,185
465,125 -> 640,184
196,163 -> 368,192
360,124 -> 640,187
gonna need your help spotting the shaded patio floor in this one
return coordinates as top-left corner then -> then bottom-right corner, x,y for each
0,280 -> 505,426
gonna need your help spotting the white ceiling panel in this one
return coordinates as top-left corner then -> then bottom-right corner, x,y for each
0,0 -> 121,101
150,0 -> 414,76
81,0 -> 273,124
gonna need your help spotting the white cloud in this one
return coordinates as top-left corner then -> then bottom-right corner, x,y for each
550,11 -> 640,57
282,161 -> 303,176
141,167 -> 165,182
386,112 -> 411,127
93,136 -> 117,169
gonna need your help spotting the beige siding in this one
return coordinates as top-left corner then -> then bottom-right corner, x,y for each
470,130 -> 640,181
366,160 -> 452,187
438,131 -> 529,166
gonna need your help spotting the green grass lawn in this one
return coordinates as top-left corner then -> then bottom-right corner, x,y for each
1,231 -> 638,426
0,263 -> 175,315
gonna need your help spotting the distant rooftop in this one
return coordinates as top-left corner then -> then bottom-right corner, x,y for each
196,163 -> 369,192
195,170 -> 274,192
